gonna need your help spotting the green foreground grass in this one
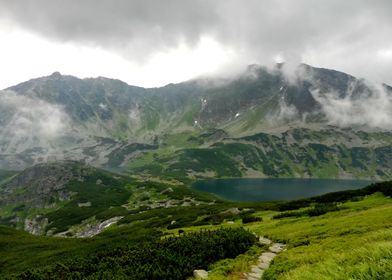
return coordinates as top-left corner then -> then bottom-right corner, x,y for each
178,193 -> 392,280
251,193 -> 392,280
1,183 -> 392,279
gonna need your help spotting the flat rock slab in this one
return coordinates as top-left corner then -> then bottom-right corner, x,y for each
269,243 -> 286,253
248,271 -> 263,279
258,262 -> 270,270
261,252 -> 276,259
251,266 -> 263,274
259,237 -> 272,245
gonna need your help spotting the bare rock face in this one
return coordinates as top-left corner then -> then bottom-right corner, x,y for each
24,216 -> 48,235
193,269 -> 208,279
0,161 -> 77,209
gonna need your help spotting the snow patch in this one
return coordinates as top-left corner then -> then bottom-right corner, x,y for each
98,103 -> 107,110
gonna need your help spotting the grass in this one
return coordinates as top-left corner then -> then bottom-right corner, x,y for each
167,190 -> 392,280
1,178 -> 392,279
203,244 -> 264,280
247,193 -> 392,279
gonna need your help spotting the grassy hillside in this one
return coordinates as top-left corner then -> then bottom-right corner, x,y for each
255,193 -> 392,280
172,183 -> 392,280
0,181 -> 391,279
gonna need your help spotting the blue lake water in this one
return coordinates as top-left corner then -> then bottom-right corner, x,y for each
192,178 -> 373,202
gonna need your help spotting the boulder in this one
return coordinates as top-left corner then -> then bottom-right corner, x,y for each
193,269 -> 209,279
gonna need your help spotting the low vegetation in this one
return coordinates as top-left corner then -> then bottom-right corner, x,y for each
9,228 -> 256,280
1,173 -> 392,279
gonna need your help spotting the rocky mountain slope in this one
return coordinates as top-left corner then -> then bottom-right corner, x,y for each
0,63 -> 391,178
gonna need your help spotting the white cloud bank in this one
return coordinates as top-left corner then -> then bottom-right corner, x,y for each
0,91 -> 70,151
311,84 -> 392,130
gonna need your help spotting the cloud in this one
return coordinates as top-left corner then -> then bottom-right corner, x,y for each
310,83 -> 392,130
0,91 -> 70,151
1,0 -> 392,85
0,0 -> 218,61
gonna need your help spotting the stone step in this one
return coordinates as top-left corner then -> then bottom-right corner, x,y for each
251,266 -> 263,274
258,261 -> 270,270
259,237 -> 272,245
248,271 -> 263,279
269,243 -> 286,253
244,234 -> 286,280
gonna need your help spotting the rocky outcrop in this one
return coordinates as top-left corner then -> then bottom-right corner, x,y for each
56,216 -> 123,238
24,216 -> 48,235
0,161 -> 78,209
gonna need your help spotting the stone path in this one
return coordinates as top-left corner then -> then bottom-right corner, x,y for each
243,236 -> 286,280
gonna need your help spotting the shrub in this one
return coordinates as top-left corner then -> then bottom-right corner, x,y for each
273,210 -> 305,219
307,203 -> 339,217
242,215 -> 262,224
12,228 -> 256,280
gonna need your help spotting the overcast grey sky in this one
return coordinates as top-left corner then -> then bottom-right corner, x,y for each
0,0 -> 391,88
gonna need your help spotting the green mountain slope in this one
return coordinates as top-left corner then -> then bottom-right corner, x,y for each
1,63 -> 391,174
129,127 -> 392,180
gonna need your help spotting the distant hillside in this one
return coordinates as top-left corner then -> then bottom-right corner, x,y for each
0,161 -> 216,236
129,127 -> 392,180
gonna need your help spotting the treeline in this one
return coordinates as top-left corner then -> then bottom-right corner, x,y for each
11,228 -> 256,280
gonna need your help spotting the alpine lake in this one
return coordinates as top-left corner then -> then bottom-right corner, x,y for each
192,178 -> 374,202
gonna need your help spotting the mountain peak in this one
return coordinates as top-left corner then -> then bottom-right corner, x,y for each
50,71 -> 62,79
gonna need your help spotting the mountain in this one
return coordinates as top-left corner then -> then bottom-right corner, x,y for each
1,64 -> 391,280
0,64 -> 392,179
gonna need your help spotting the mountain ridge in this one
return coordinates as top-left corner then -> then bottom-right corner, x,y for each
0,63 -> 392,179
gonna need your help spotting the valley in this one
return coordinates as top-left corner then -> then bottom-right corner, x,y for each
1,1 -> 392,279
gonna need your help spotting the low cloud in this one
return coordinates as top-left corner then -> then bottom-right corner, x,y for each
0,91 -> 70,151
311,84 -> 392,130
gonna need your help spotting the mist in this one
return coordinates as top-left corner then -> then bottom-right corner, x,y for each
311,84 -> 392,130
0,91 -> 70,152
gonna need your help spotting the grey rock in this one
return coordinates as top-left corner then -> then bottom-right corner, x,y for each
193,269 -> 208,279
269,243 -> 286,253
259,237 -> 272,245
78,201 -> 91,207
